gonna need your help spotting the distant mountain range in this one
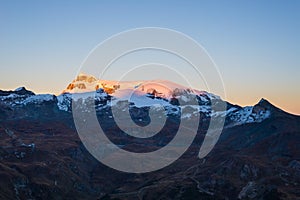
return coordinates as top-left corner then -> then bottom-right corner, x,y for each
1,73 -> 274,126
0,74 -> 299,199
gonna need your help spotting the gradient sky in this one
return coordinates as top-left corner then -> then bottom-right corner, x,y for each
0,0 -> 299,114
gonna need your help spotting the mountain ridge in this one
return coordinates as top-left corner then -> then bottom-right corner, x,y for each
0,85 -> 279,125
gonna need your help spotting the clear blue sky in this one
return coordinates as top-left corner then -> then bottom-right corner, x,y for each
0,0 -> 299,114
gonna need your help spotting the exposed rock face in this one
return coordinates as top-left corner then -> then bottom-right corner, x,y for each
240,164 -> 259,180
238,181 -> 282,200
289,160 -> 300,171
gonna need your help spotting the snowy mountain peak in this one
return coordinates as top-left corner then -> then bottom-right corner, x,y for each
62,72 -> 209,100
14,87 -> 26,92
0,87 -> 35,97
